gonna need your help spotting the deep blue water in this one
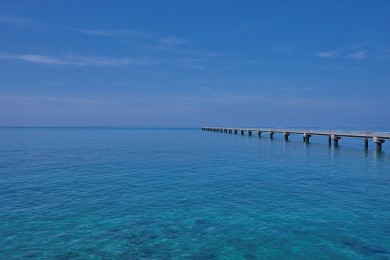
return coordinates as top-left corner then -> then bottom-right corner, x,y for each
0,127 -> 389,259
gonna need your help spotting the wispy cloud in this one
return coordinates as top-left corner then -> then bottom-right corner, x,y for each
350,41 -> 371,50
275,87 -> 312,93
135,43 -> 239,59
72,28 -> 151,38
0,16 -> 36,28
315,50 -> 339,58
0,53 -> 154,67
348,50 -> 367,60
271,46 -> 295,54
0,52 -> 211,69
377,46 -> 390,59
160,36 -> 188,45
167,93 -> 346,110
0,94 -> 116,106
3,92 -> 387,111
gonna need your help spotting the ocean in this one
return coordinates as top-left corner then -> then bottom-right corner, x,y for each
0,127 -> 389,259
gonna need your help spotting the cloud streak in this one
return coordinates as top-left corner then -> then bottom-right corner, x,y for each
160,36 -> 188,45
0,53 -> 154,67
72,28 -> 151,38
2,92 -> 380,112
0,94 -> 116,106
348,50 -> 367,60
271,46 -> 295,54
0,16 -> 36,28
0,52 -> 212,68
2,92 -> 389,126
315,50 -> 338,58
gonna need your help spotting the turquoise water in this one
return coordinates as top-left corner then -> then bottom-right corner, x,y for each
0,128 -> 389,259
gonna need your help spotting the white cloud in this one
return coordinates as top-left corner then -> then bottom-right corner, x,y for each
134,43 -> 239,60
348,50 -> 367,60
377,46 -> 390,59
160,36 -> 188,45
72,28 -> 151,38
271,46 -> 295,54
0,53 -> 154,67
0,52 -> 210,69
0,16 -> 36,28
19,54 -> 66,65
315,50 -> 339,58
0,94 -> 115,105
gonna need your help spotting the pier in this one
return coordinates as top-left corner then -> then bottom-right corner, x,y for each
201,127 -> 390,151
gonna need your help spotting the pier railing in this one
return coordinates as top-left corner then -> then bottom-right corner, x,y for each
201,127 -> 390,151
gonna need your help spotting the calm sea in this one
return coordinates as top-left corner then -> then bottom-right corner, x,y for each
0,127 -> 389,259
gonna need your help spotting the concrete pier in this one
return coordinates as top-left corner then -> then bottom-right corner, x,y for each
331,135 -> 340,146
202,127 -> 390,151
303,133 -> 311,143
373,137 -> 385,152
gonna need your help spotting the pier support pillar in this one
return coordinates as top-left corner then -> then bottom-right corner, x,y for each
364,138 -> 369,149
257,131 -> 262,138
303,133 -> 311,143
240,130 -> 244,135
284,132 -> 290,141
248,130 -> 252,136
269,132 -> 274,139
234,130 -> 238,134
228,129 -> 232,134
328,136 -> 331,145
373,137 -> 385,152
224,129 -> 227,133
332,135 -> 340,146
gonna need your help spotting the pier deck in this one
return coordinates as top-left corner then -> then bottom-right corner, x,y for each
202,127 -> 390,151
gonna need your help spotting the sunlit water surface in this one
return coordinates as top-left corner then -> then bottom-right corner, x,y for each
0,128 -> 389,259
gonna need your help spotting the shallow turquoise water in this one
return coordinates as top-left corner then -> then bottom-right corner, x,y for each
0,128 -> 389,259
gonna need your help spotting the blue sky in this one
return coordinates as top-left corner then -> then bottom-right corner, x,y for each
1,1 -> 389,127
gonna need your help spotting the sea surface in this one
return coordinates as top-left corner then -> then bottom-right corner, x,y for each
0,127 -> 389,259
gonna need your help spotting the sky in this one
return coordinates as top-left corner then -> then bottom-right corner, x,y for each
1,1 -> 389,127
